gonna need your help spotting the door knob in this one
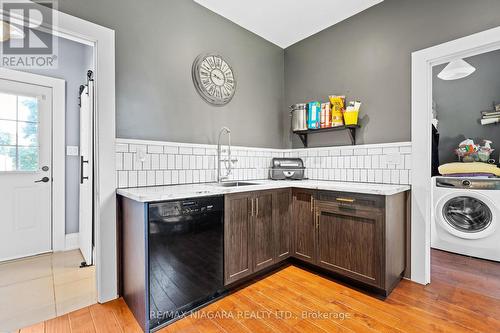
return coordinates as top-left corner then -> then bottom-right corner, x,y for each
35,177 -> 50,183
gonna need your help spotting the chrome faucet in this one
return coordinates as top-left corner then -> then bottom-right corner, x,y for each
217,127 -> 236,183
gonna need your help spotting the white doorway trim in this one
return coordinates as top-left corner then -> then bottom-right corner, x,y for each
411,25 -> 500,284
0,68 -> 66,252
1,2 -> 117,303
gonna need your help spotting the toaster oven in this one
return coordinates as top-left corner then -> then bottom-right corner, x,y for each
269,158 -> 305,180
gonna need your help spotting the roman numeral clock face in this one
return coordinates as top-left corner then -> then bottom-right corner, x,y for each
192,54 -> 236,106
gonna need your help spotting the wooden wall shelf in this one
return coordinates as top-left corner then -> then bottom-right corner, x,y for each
293,125 -> 360,147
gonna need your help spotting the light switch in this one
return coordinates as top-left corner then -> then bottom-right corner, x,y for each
66,146 -> 79,156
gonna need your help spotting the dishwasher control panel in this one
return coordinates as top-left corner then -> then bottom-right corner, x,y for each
149,196 -> 223,219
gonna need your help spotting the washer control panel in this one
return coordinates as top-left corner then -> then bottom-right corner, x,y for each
436,177 -> 500,190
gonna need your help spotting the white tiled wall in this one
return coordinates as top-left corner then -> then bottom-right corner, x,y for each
115,138 -> 412,188
286,142 -> 412,185
115,139 -> 284,188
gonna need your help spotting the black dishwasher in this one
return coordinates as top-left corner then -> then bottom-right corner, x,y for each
148,196 -> 225,330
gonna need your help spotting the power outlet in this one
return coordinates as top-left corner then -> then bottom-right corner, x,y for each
136,146 -> 147,162
386,153 -> 402,165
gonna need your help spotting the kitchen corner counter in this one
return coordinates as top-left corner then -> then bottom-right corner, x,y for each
118,179 -> 410,329
116,180 -> 411,202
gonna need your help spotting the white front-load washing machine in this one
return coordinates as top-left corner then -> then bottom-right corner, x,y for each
432,177 -> 500,261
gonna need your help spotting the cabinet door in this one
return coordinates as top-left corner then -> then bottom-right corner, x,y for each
273,189 -> 292,261
224,193 -> 253,285
315,202 -> 383,287
253,191 -> 275,271
292,189 -> 316,263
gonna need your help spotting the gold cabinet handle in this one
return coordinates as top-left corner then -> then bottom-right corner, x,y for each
256,197 -> 259,217
310,196 -> 314,212
336,198 -> 355,203
316,213 -> 319,229
251,198 -> 254,217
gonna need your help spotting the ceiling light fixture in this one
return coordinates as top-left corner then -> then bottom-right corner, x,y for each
0,20 -> 25,42
437,59 -> 476,80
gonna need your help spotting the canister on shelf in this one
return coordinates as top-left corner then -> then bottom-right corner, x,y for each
290,103 -> 308,132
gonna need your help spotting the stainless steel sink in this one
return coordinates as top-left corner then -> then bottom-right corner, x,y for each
211,181 -> 259,187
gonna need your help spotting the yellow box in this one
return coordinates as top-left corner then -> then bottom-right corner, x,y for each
343,111 -> 359,125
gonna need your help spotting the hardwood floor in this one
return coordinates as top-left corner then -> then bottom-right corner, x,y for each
18,249 -> 500,333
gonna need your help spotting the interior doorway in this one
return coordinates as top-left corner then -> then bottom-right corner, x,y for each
0,32 -> 97,330
411,25 -> 500,285
0,38 -> 95,261
2,0 -> 118,308
428,50 -> 500,306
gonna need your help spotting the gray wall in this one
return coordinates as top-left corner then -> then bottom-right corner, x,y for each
433,50 -> 500,165
56,0 -> 500,151
58,0 -> 285,148
284,0 -> 500,148
22,36 -> 92,234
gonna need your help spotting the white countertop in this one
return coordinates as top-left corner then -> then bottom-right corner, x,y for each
116,180 -> 410,202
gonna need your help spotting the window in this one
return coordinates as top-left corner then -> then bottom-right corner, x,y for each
0,92 -> 39,172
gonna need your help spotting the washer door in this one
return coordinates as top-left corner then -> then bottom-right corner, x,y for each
436,192 -> 497,239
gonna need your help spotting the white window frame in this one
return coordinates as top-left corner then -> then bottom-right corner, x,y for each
0,92 -> 42,173
1,2 -> 117,302
411,25 -> 500,284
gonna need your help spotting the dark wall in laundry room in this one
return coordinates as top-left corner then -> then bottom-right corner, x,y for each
433,49 -> 500,165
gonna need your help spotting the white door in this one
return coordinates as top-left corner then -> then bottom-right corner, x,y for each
0,79 -> 53,262
79,81 -> 93,265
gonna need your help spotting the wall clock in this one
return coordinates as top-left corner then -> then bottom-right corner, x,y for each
192,53 -> 236,106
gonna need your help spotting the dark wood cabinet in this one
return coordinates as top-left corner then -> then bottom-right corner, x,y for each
273,189 -> 292,261
252,191 -> 275,271
292,189 -> 316,263
312,191 -> 407,294
224,193 -> 253,285
315,201 -> 383,287
224,188 -> 407,295
225,189 -> 288,285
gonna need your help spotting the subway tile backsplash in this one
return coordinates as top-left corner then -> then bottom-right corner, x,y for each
115,139 -> 412,188
115,139 -> 283,188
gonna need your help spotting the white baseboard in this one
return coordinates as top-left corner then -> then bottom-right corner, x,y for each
65,233 -> 79,251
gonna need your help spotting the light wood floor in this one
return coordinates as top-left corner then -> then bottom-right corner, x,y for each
18,249 -> 500,333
